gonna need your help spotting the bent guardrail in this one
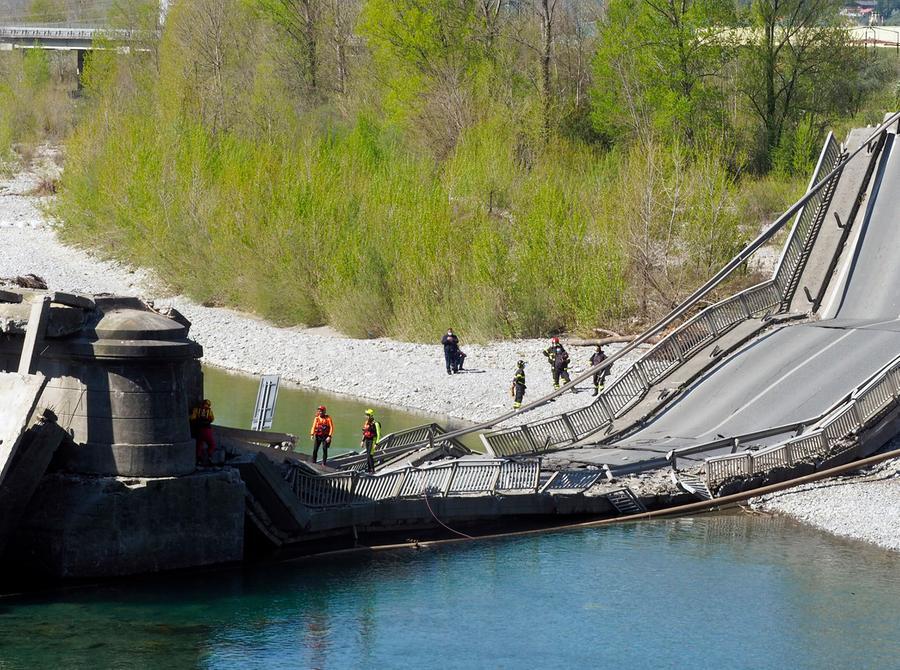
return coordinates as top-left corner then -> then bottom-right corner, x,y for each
704,351 -> 900,492
328,422 -> 471,471
482,281 -> 784,457
773,132 -> 844,308
282,458 -> 543,508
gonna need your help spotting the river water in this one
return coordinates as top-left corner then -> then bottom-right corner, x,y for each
1,513 -> 898,669
202,366 -> 482,455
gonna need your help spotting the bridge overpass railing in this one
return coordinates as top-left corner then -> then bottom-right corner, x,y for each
704,351 -> 900,491
0,25 -> 153,49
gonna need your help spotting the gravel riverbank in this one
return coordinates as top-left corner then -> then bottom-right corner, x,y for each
752,454 -> 900,552
0,157 -> 646,425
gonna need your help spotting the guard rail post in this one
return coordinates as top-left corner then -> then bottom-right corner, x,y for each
521,425 -> 539,453
443,462 -> 458,497
390,469 -> 409,498
561,414 -> 578,441
488,464 -> 503,494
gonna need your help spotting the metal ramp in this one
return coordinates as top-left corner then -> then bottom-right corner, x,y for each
605,488 -> 646,514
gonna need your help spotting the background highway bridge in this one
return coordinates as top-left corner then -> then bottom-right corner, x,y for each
0,23 -> 155,86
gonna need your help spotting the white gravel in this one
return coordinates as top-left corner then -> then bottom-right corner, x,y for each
752,455 -> 900,552
0,156 -> 646,424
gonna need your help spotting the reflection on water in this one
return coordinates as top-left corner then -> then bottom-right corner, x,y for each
1,514 -> 898,669
201,366 -> 481,456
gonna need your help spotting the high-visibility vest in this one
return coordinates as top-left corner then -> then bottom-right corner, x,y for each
362,420 -> 381,444
311,415 -> 333,437
191,406 -> 214,425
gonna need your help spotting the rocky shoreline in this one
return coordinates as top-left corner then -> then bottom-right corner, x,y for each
751,454 -> 900,552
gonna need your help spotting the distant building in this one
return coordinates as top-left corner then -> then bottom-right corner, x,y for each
841,0 -> 880,25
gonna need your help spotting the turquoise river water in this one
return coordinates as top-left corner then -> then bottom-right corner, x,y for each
1,514 -> 898,669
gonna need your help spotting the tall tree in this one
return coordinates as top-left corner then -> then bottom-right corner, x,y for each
360,0 -> 491,154
256,0 -> 321,96
591,0 -> 735,143
741,0 -> 849,163
536,0 -> 559,141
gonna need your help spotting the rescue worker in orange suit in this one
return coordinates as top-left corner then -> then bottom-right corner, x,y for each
361,409 -> 382,473
543,337 -> 571,388
309,405 -> 335,465
190,399 -> 216,465
590,344 -> 609,396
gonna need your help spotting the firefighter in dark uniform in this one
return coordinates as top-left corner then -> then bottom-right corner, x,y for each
590,344 -> 609,396
511,360 -> 527,408
543,337 -> 571,388
441,328 -> 460,374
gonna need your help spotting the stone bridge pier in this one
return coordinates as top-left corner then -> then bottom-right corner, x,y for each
0,289 -> 245,579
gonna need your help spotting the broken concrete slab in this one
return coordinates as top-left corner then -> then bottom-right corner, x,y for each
0,301 -> 88,337
0,372 -> 46,484
46,291 -> 95,311
0,372 -> 65,555
234,450 -> 312,538
0,289 -> 22,304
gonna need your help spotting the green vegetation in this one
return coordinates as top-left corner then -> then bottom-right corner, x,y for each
4,0 -> 896,339
0,49 -> 75,166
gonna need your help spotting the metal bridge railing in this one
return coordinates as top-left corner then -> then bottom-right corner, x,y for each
481,280 -> 782,456
0,26 -> 144,40
280,458 -> 552,508
327,422 -> 471,472
705,351 -> 900,490
773,132 -> 844,308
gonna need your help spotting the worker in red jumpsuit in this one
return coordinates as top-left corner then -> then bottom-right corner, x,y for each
190,399 -> 216,465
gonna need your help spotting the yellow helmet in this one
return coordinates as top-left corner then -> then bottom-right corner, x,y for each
365,409 -> 375,416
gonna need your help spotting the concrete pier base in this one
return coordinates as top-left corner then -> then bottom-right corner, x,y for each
8,469 -> 246,578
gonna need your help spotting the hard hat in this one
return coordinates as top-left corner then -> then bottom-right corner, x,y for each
365,408 -> 375,416
517,360 -> 525,366
317,405 -> 326,412
551,337 -> 560,344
